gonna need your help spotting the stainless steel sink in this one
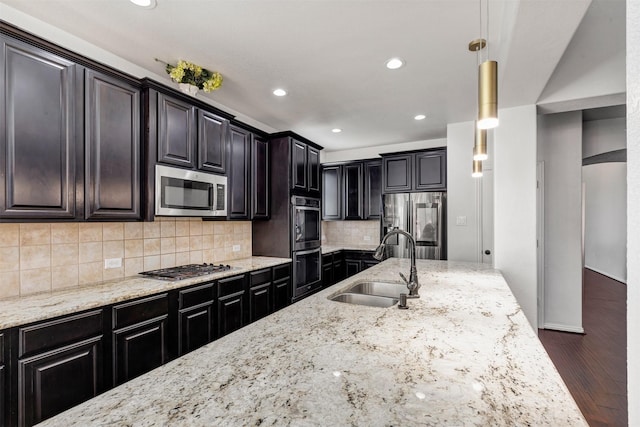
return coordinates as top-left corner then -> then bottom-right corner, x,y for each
345,281 -> 406,298
330,293 -> 399,308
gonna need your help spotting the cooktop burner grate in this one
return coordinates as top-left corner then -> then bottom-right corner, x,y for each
139,263 -> 233,280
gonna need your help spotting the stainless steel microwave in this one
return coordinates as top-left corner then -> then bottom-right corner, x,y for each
155,164 -> 227,217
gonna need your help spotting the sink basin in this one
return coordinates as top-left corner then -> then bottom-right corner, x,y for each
346,281 -> 406,298
330,293 -> 399,308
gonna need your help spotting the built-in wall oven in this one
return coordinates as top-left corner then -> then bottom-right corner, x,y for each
293,247 -> 322,300
292,196 -> 321,251
291,196 -> 322,300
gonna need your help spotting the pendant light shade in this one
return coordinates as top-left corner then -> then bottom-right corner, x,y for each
473,127 -> 488,161
478,60 -> 498,129
472,159 -> 483,178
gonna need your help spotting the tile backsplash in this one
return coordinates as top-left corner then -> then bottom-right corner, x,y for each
0,219 -> 251,298
322,220 -> 380,246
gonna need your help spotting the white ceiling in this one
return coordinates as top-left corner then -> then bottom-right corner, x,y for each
2,0 -> 619,152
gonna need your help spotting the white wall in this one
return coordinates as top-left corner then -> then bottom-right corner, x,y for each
538,112 -> 584,333
446,122 -> 481,263
321,138 -> 446,163
494,105 -> 538,328
583,117 -> 627,157
626,1 -> 639,425
584,163 -> 627,282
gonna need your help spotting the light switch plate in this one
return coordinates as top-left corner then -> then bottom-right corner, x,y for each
232,245 -> 241,252
363,235 -> 371,241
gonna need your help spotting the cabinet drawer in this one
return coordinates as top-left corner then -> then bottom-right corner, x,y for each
273,263 -> 291,281
112,293 -> 168,330
179,282 -> 215,309
0,331 -> 4,364
322,254 -> 333,266
250,269 -> 271,287
18,310 -> 103,358
218,274 -> 246,297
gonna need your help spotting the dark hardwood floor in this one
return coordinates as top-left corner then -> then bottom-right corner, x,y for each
538,268 -> 627,427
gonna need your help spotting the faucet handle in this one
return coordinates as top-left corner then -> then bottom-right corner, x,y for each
399,272 -> 409,285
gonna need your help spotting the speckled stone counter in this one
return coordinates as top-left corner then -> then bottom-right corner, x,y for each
37,259 -> 587,426
0,256 -> 291,329
321,244 -> 379,254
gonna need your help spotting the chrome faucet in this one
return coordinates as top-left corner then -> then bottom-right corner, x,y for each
373,227 -> 420,298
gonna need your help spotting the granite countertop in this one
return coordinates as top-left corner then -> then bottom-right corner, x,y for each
321,243 -> 379,254
0,256 -> 291,330
38,258 -> 587,426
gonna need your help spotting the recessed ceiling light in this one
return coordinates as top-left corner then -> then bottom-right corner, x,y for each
385,58 -> 404,70
332,128 -> 342,133
130,0 -> 156,8
414,114 -> 426,120
273,88 -> 287,97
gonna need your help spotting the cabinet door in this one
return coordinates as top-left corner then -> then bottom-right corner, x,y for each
217,292 -> 245,338
251,135 -> 269,219
291,140 -> 307,191
273,278 -> 291,311
322,263 -> 334,287
343,163 -> 363,220
198,110 -> 228,174
322,165 -> 342,220
364,160 -> 382,219
0,331 -> 5,427
85,70 -> 141,220
0,36 -> 80,219
362,260 -> 380,270
249,283 -> 272,323
307,146 -> 320,193
415,150 -> 447,190
333,258 -> 346,283
19,337 -> 102,427
228,126 -> 251,219
157,93 -> 196,168
345,260 -> 361,278
112,317 -> 167,386
382,154 -> 412,193
178,303 -> 213,356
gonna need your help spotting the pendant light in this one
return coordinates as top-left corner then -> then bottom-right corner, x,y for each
472,159 -> 483,178
473,126 -> 488,161
469,0 -> 498,130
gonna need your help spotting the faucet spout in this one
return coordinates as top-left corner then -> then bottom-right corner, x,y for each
374,227 -> 420,298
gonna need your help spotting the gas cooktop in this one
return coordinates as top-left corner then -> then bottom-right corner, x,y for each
139,263 -> 233,281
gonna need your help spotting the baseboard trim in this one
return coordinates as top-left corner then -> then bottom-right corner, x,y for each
543,323 -> 585,334
584,265 -> 627,285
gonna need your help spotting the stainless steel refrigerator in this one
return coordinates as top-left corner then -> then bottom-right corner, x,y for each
380,192 -> 446,260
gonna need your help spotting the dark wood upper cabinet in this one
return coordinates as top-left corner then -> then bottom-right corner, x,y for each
382,154 -> 412,193
382,149 -> 446,192
307,147 -> 320,193
157,92 -> 196,168
85,69 -> 141,220
292,140 -> 307,191
198,110 -> 228,174
363,160 -> 382,219
343,163 -> 363,220
321,165 -> 342,220
251,135 -> 269,219
228,126 -> 251,219
414,149 -> 447,191
0,35 -> 81,219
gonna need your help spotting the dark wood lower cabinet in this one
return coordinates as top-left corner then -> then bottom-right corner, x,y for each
1,331 -> 6,427
176,282 -> 215,357
19,337 -> 102,427
111,294 -> 168,386
16,310 -> 104,427
345,260 -> 361,277
249,269 -> 272,323
217,274 -> 247,338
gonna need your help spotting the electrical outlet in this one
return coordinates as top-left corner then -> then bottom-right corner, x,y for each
363,235 -> 371,241
104,258 -> 122,269
232,244 -> 241,252
456,216 -> 467,226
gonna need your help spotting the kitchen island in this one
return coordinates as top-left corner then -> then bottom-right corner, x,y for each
37,259 -> 587,426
